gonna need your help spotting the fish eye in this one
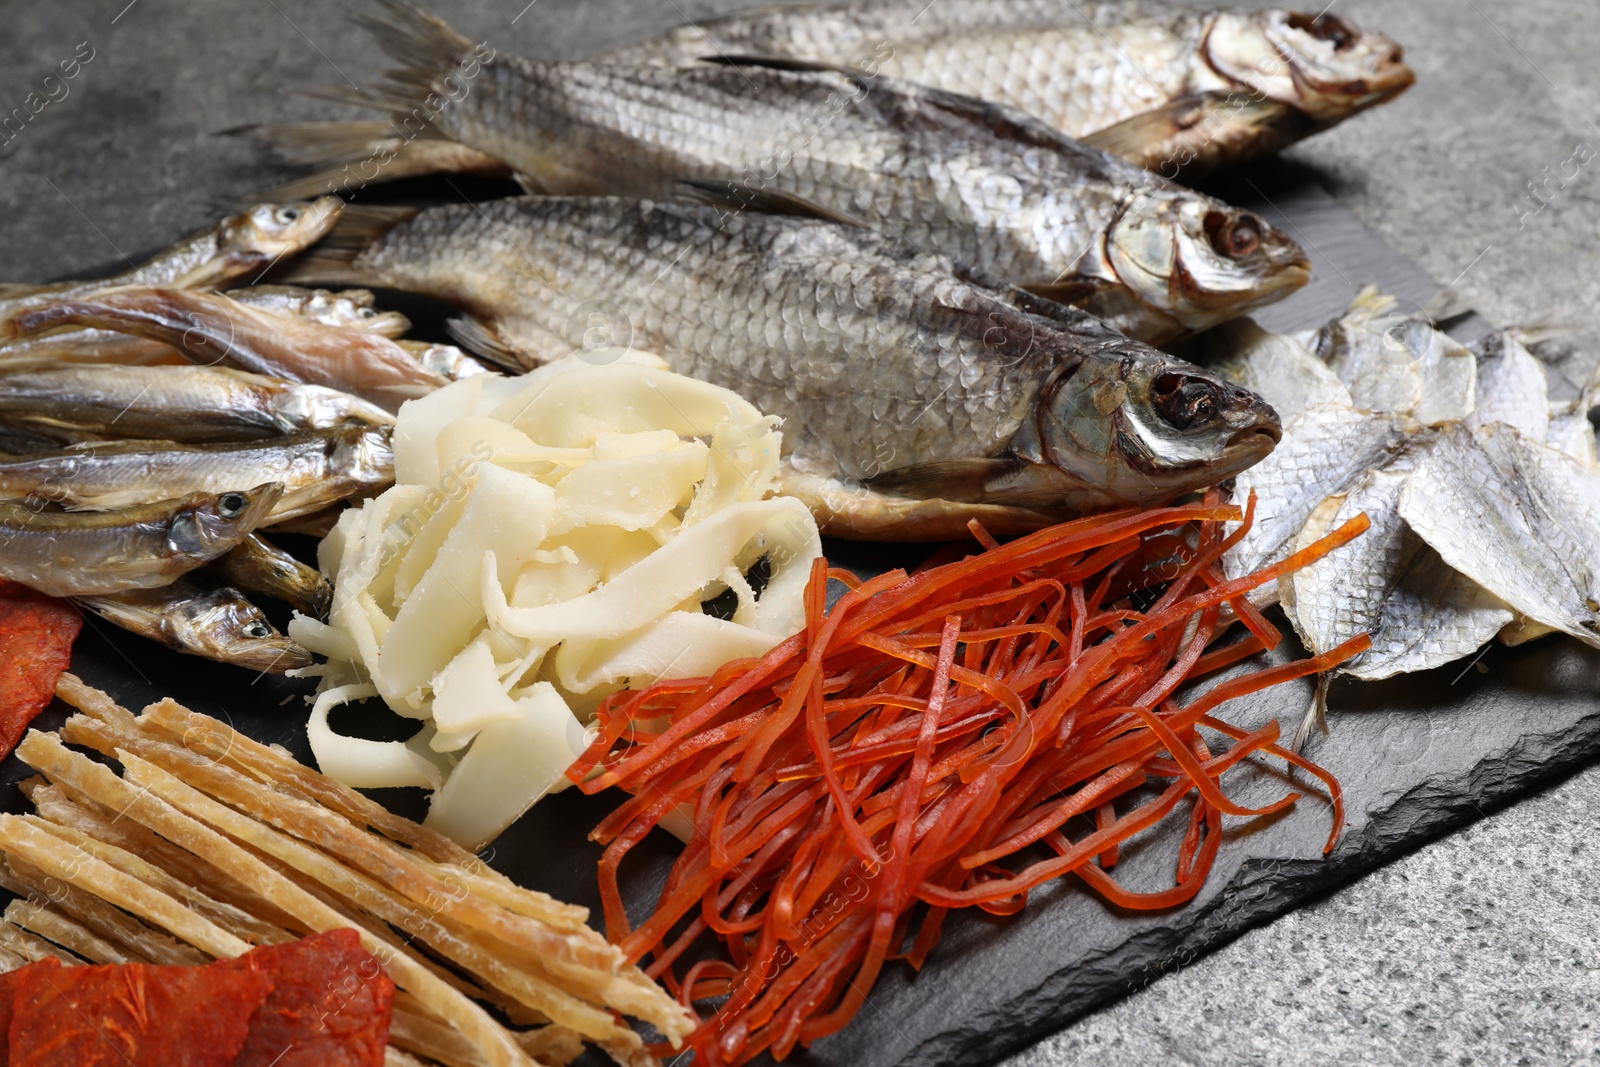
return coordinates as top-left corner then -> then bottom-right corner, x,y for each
1152,373 -> 1222,430
1204,211 -> 1263,259
243,621 -> 273,639
358,306 -> 377,318
217,492 -> 249,518
1288,12 -> 1355,49
274,206 -> 303,224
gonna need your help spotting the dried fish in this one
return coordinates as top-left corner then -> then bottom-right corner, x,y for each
8,289 -> 446,412
603,0 -> 1415,176
0,363 -> 392,445
0,485 -> 281,597
205,533 -> 332,617
290,5 -> 1310,343
76,579 -> 313,673
289,196 -> 1282,540
0,427 -> 392,524
1198,316 -> 1351,423
226,285 -> 411,338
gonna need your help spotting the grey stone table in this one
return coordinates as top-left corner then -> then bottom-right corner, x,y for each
1,1 -> 1597,1064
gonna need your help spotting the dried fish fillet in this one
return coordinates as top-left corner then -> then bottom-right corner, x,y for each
1398,423 -> 1600,648
1285,458 -> 1512,681
1199,316 -> 1351,423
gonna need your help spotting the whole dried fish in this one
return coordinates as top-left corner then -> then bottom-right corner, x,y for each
292,6 -> 1309,343
0,363 -> 393,444
292,196 -> 1282,539
204,533 -> 333,617
8,288 -> 448,412
603,0 -> 1415,176
77,578 -> 314,673
0,198 -> 343,328
0,484 -> 282,597
0,427 -> 393,524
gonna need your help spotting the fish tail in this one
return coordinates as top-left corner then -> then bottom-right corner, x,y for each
272,204 -> 418,287
227,121 -> 513,200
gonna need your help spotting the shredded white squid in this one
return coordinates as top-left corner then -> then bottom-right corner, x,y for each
290,352 -> 822,848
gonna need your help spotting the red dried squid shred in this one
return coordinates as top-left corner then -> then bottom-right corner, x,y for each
570,494 -> 1370,1066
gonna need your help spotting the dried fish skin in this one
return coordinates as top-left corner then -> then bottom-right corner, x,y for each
1468,331 -> 1550,440
327,8 -> 1308,343
1285,461 -> 1512,681
77,579 -> 313,673
294,195 -> 1281,538
0,485 -> 282,597
604,0 -> 1414,173
1398,423 -> 1600,649
1224,401 -> 1406,583
1310,289 -> 1424,416
1198,316 -> 1351,423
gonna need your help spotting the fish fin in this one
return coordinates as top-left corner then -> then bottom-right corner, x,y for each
222,120 -> 403,166
1288,672 -> 1332,753
351,0 -> 477,99
1023,279 -> 1110,308
677,179 -> 869,228
446,315 -> 535,372
865,457 -> 1028,503
270,204 -> 416,286
1081,96 -> 1225,164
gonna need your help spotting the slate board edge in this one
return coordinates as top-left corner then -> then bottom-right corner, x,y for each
899,700 -> 1600,1067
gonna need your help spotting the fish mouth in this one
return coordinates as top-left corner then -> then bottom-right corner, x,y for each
1227,423 -> 1283,449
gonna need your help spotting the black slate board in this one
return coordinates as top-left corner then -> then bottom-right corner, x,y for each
6,161 -> 1600,1067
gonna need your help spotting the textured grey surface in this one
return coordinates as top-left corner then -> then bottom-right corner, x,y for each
1,2 -> 1598,1065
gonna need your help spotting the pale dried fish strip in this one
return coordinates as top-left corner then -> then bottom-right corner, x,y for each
390,995 -> 505,1067
0,919 -> 85,965
28,813 -> 294,949
62,713 -> 627,980
5,899 -> 135,965
0,850 -> 209,966
0,945 -> 29,972
0,810 -> 249,959
13,731 -> 533,1067
137,684 -> 581,935
26,781 -> 305,938
115,747 -> 639,1046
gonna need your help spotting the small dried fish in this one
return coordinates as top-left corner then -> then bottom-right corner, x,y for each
603,0 -> 1415,176
0,198 -> 343,328
0,363 -> 393,445
77,579 -> 313,673
0,427 -> 393,524
0,485 -> 281,597
8,289 -> 447,413
205,533 -> 332,618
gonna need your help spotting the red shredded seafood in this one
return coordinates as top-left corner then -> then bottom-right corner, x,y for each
570,494 -> 1369,1066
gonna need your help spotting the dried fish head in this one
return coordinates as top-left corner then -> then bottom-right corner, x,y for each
1024,347 -> 1282,508
1089,191 -> 1309,340
172,484 -> 282,560
78,581 -> 313,673
1205,11 -> 1415,122
223,198 -> 344,267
